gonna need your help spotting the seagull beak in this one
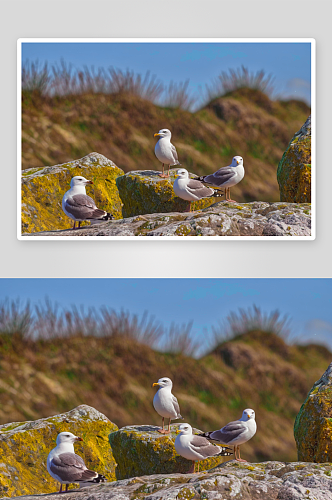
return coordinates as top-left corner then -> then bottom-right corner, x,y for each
236,160 -> 240,165
152,382 -> 160,387
154,133 -> 160,137
85,180 -> 93,185
247,415 -> 251,419
175,175 -> 178,178
75,436 -> 83,441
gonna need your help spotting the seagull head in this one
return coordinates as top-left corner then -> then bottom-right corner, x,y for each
175,168 -> 189,179
56,432 -> 83,445
152,377 -> 173,389
154,128 -> 172,139
231,156 -> 243,167
178,423 -> 193,435
70,176 -> 94,188
241,409 -> 255,421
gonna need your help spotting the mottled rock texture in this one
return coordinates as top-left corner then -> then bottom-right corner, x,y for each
294,363 -> 332,462
6,461 -> 332,500
0,405 -> 118,497
109,424 -> 228,480
277,116 -> 311,203
21,153 -> 124,233
116,170 -> 216,218
24,202 -> 311,237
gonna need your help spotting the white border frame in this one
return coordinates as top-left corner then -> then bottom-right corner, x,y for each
17,38 -> 316,241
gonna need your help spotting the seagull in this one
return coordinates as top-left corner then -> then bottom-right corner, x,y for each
152,377 -> 183,434
199,409 -> 256,462
154,128 -> 180,178
47,431 -> 106,493
173,168 -> 223,212
62,176 -> 114,229
196,156 -> 245,202
175,423 -> 233,473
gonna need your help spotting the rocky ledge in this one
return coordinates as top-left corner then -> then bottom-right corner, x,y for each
5,461 -> 332,500
23,201 -> 311,237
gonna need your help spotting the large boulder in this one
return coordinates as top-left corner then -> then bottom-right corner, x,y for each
0,405 -> 118,497
23,201 -> 312,237
8,461 -> 332,500
108,424 -> 228,479
21,153 -> 124,233
116,169 -> 216,218
294,363 -> 332,462
277,116 -> 311,203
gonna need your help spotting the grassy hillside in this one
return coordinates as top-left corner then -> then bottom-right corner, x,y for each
22,89 -> 310,202
0,329 -> 328,463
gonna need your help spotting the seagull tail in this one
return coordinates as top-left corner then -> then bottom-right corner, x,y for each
103,212 -> 114,221
212,190 -> 224,198
217,446 -> 233,457
80,471 -> 107,484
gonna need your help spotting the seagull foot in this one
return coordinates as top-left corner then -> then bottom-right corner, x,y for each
158,173 -> 170,178
236,458 -> 247,462
157,429 -> 170,434
226,199 -> 237,203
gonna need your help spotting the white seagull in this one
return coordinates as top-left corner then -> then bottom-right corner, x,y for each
153,377 -> 183,434
47,431 -> 106,493
173,168 -> 223,212
200,408 -> 257,462
62,176 -> 114,229
154,128 -> 180,178
196,156 -> 245,202
175,423 -> 233,473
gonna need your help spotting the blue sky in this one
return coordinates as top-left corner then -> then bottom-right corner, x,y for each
0,279 -> 330,350
21,41 -> 312,105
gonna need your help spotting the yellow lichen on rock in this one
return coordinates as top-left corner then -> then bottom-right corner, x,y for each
0,405 -> 118,497
108,424 -> 229,479
21,153 -> 124,233
294,363 -> 332,462
277,116 -> 311,203
116,169 -> 218,218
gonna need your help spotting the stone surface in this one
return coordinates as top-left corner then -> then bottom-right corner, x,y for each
0,405 -> 118,497
277,116 -> 311,203
21,153 -> 124,233
116,169 -> 216,218
109,424 -> 229,480
294,363 -> 332,463
23,201 -> 311,237
5,461 -> 332,500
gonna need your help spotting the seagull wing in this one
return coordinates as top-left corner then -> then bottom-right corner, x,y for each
189,435 -> 222,458
186,179 -> 214,199
170,143 -> 180,165
49,453 -> 99,482
203,167 -> 236,188
172,394 -> 182,418
65,194 -> 106,220
208,421 -> 247,444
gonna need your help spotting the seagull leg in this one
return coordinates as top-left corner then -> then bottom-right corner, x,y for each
159,163 -> 169,178
65,484 -> 69,492
72,222 -> 76,230
197,462 -> 200,472
166,418 -> 171,433
59,484 -> 62,493
226,188 -> 236,203
78,221 -> 81,229
236,446 -> 247,462
158,417 -> 167,434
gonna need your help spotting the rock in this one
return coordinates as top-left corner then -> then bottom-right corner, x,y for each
23,201 -> 312,237
0,405 -> 118,497
6,461 -> 332,500
108,424 -> 228,480
21,153 -> 124,233
277,116 -> 311,203
116,169 -> 216,218
294,363 -> 332,462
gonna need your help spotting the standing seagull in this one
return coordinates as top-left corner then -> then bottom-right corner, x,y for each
173,168 -> 223,212
152,377 -> 183,434
175,424 -> 233,473
199,409 -> 256,462
62,176 -> 114,229
47,432 -> 106,493
196,156 -> 245,202
154,128 -> 180,178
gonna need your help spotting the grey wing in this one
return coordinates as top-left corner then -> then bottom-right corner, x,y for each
203,167 -> 236,187
172,395 -> 182,418
190,435 -> 220,458
50,453 -> 87,482
65,194 -> 106,220
170,143 -> 180,165
186,179 -> 214,199
210,421 -> 247,444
